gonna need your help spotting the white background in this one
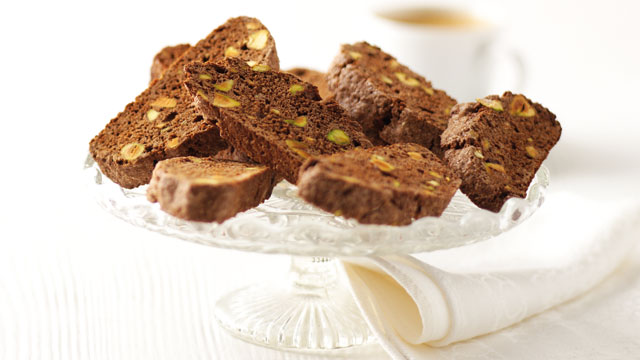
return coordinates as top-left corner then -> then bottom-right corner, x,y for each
1,0 -> 639,359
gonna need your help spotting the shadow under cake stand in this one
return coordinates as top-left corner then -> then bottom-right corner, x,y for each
85,154 -> 549,352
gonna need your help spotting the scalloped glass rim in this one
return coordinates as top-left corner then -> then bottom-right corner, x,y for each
84,154 -> 548,257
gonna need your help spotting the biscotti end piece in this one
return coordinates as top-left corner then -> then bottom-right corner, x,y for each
441,92 -> 561,212
327,42 -> 457,152
297,143 -> 461,225
286,68 -> 332,99
147,157 -> 278,222
150,43 -> 191,83
184,58 -> 372,184
90,17 -> 279,189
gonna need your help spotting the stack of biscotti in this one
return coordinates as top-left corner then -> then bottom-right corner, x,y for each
182,59 -> 466,225
90,16 -> 279,189
183,58 -> 373,184
324,42 -> 561,215
90,18 -> 561,225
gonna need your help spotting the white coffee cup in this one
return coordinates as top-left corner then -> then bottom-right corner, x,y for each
365,2 -> 524,102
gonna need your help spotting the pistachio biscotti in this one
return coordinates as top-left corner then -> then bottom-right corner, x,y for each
327,42 -> 457,153
441,92 -> 561,212
297,143 -> 461,225
327,42 -> 456,155
147,157 -> 278,222
183,58 -> 372,184
90,17 -> 279,188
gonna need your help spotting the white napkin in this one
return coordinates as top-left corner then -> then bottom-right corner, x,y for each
340,193 -> 640,360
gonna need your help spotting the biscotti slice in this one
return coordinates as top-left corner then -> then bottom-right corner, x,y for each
183,58 -> 372,184
150,43 -> 191,83
213,147 -> 253,163
90,16 -> 279,189
286,68 -> 332,99
147,157 -> 278,222
297,143 -> 461,225
327,42 -> 457,152
440,92 -> 561,212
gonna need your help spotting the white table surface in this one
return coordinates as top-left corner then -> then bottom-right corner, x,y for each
2,0 -> 640,358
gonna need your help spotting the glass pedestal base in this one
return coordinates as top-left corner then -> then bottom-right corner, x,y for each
214,257 -> 373,350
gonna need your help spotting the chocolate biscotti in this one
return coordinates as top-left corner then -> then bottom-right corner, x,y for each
90,17 -> 279,188
440,92 -> 561,212
297,143 -> 461,225
183,58 -> 372,184
150,43 -> 191,83
147,157 -> 278,222
327,42 -> 457,152
286,68 -> 331,99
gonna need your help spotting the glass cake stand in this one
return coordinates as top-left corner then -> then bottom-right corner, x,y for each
84,154 -> 549,351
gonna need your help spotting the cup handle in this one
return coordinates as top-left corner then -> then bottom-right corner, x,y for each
477,42 -> 527,93
506,49 -> 526,91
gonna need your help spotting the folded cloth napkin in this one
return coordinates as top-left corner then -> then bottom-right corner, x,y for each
340,193 -> 640,359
